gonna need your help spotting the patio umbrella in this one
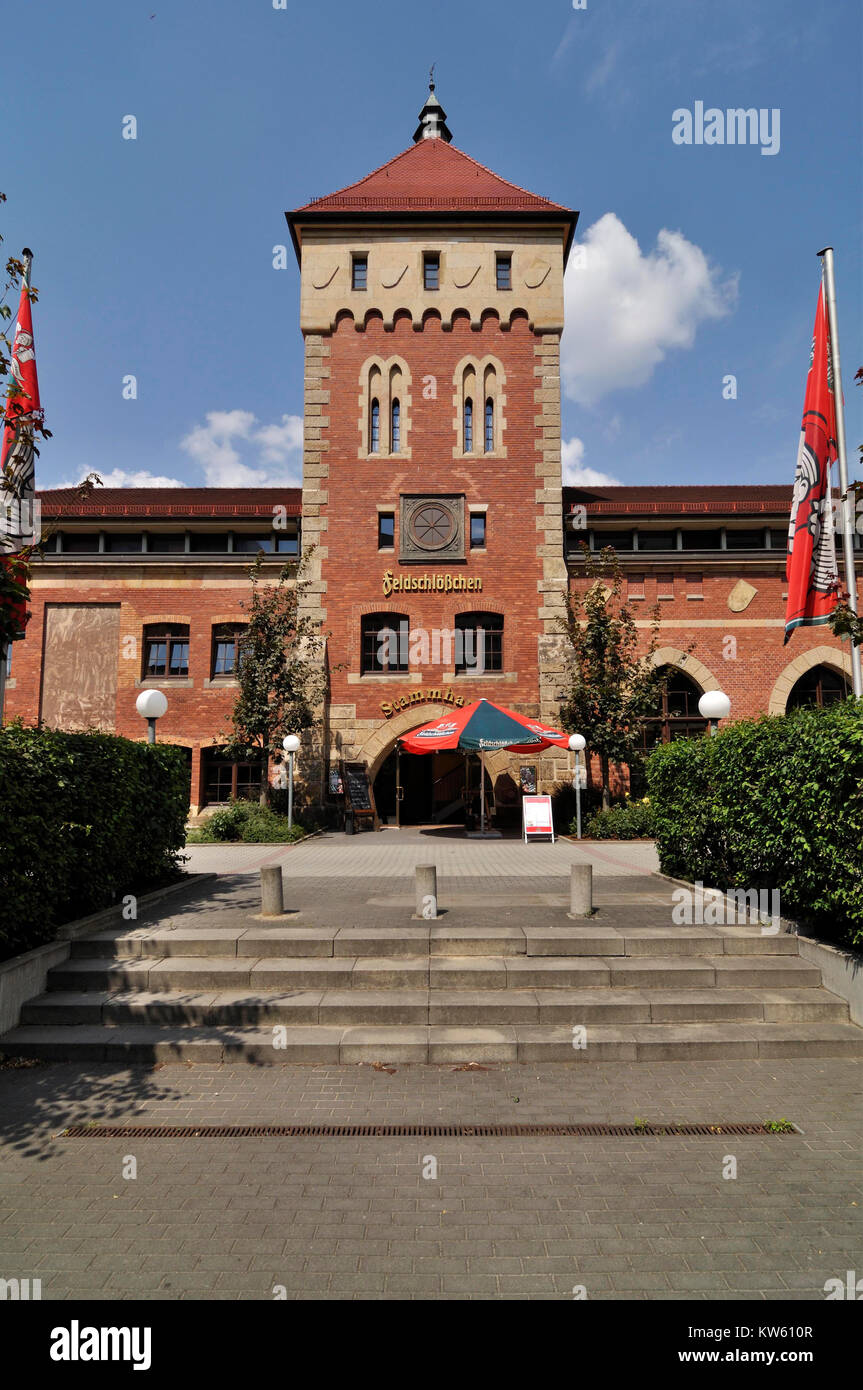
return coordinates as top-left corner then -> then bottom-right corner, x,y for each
399,698 -> 569,835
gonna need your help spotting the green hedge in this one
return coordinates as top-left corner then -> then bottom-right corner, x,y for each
0,723 -> 189,960
580,798 -> 655,840
646,701 -> 863,946
187,801 -> 307,844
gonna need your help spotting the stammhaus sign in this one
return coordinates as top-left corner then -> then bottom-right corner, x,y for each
381,686 -> 466,718
382,569 -> 483,597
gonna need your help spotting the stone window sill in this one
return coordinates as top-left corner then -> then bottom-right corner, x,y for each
203,677 -> 239,689
136,677 -> 194,688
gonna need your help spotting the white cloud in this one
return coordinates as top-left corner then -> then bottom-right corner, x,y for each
62,468 -> 186,488
180,409 -> 304,486
562,213 -> 737,407
562,436 -> 621,487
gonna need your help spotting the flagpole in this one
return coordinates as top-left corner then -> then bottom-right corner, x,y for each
818,247 -> 863,698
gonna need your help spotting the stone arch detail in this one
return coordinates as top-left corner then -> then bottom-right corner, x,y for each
358,705 -> 511,784
767,645 -> 853,715
648,646 -> 721,694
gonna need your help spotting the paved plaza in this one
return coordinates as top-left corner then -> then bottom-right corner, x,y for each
0,832 -> 860,1300
1,1055 -> 860,1300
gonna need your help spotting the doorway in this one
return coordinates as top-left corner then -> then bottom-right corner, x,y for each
373,745 -> 491,826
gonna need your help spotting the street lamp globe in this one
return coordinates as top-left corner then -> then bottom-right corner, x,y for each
568,733 -> 586,752
136,689 -> 168,721
698,690 -> 731,722
136,689 -> 167,745
282,734 -> 301,754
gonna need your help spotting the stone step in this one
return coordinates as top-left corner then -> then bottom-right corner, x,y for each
20,985 -> 848,1028
2,1020 -> 862,1065
46,953 -> 825,994
67,924 -> 802,961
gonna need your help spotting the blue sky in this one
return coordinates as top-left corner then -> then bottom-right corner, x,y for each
3,0 -> 861,491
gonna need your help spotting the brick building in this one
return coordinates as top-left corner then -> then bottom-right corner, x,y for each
4,85 -> 860,820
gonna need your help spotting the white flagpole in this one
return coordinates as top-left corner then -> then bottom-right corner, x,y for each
818,247 -> 863,698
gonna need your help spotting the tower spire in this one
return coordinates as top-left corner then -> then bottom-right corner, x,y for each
413,67 -> 452,143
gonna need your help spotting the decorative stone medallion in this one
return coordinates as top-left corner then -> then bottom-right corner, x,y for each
727,579 -> 758,612
399,494 -> 465,564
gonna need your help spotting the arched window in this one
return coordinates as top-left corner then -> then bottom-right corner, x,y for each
464,398 -> 473,453
484,398 -> 494,453
455,611 -> 503,674
142,623 -> 189,679
370,399 -> 380,453
786,664 -> 849,712
361,612 -> 409,674
211,623 -> 247,678
391,399 -> 400,453
641,668 -> 707,752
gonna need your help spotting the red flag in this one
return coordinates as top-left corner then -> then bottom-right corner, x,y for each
1,256 -> 42,554
784,284 -> 840,642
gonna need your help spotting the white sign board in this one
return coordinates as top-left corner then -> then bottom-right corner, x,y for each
522,794 -> 554,843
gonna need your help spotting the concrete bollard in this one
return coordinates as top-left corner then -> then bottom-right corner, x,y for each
415,864 -> 438,920
260,865 -> 285,918
568,864 -> 593,918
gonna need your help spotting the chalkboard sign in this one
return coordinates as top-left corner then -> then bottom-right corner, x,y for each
343,762 -> 376,820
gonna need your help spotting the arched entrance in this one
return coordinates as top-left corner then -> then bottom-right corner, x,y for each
357,704 -> 507,827
374,744 -> 473,825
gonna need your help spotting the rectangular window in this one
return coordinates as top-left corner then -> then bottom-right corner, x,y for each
470,513 -> 486,548
232,534 -> 275,553
103,533 -> 144,553
724,529 -> 764,550
378,513 -> 395,549
591,530 -> 634,551
637,530 -> 677,552
496,254 -> 512,290
628,572 -> 645,599
147,532 -> 186,553
188,532 -> 229,552
681,529 -> 722,550
144,626 -> 190,678
656,573 -> 674,600
361,614 -> 409,674
275,529 -> 299,555
686,571 -> 703,598
768,528 -> 788,552
423,253 -> 440,291
455,612 -> 503,674
59,532 -> 101,552
352,255 -> 367,291
211,625 -> 246,678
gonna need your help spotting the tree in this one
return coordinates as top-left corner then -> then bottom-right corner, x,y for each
558,544 -> 670,811
221,550 -> 326,802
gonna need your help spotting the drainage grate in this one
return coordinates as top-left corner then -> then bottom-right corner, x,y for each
57,1121 -> 795,1139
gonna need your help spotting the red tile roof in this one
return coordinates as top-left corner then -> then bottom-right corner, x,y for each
292,139 -> 574,215
564,485 -> 791,518
38,488 -> 302,520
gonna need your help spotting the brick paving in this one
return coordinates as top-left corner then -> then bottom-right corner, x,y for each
182,828 -> 661,879
1,1056 -> 860,1300
1,835 -> 859,1300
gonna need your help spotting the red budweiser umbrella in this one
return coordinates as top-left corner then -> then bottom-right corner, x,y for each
400,698 -> 568,834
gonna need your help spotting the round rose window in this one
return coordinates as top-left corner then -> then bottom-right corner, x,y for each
409,502 -> 456,551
